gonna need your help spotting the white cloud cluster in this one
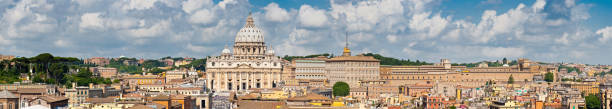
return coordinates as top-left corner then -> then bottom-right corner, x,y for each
0,0 -> 610,64
298,5 -> 328,27
597,26 -> 612,42
263,3 -> 290,22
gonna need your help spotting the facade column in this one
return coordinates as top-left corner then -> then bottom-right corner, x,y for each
267,72 -> 272,88
260,72 -> 263,88
216,72 -> 220,92
206,72 -> 211,91
224,72 -> 228,91
239,71 -> 243,90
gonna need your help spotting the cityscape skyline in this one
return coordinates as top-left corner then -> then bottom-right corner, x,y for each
0,1 -> 612,108
1,0 -> 612,64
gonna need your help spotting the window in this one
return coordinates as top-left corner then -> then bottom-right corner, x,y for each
228,83 -> 232,90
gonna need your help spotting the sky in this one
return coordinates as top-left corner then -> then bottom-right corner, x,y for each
0,0 -> 611,64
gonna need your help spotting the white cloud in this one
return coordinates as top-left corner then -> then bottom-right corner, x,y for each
189,9 -> 216,24
125,20 -> 171,38
481,47 -> 526,58
80,13 -> 104,29
0,35 -> 10,45
597,26 -> 612,42
54,39 -> 71,47
409,12 -> 450,39
330,0 -> 404,31
569,50 -> 585,58
186,43 -> 212,53
1,0 -> 55,38
0,0 -> 610,64
218,0 -> 237,9
182,0 -> 212,14
121,0 -> 159,11
263,3 -> 290,22
532,0 -> 546,13
407,0 -> 436,13
298,5 -> 327,27
402,47 -> 421,55
73,0 -> 103,7
386,35 -> 397,43
555,32 -> 570,45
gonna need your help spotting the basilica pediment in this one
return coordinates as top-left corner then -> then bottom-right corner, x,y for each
235,63 -> 254,69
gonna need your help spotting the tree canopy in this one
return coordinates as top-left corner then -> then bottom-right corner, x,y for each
282,53 -> 331,61
544,72 -> 554,82
362,53 -> 431,65
585,94 -> 601,109
508,75 -> 514,84
332,81 -> 350,97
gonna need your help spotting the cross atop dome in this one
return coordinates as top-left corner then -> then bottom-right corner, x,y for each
245,12 -> 255,27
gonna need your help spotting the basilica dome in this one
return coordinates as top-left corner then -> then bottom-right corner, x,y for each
235,14 -> 264,43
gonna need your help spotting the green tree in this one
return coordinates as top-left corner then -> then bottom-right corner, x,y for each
142,60 -> 166,69
362,53 -> 431,65
49,63 -> 69,84
332,82 -> 350,97
585,94 -> 601,109
508,75 -> 514,84
149,68 -> 166,74
545,72 -> 554,82
32,53 -> 54,77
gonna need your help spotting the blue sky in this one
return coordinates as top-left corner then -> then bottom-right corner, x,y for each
1,0 -> 612,64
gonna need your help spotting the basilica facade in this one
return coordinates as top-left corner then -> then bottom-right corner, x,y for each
205,14 -> 283,92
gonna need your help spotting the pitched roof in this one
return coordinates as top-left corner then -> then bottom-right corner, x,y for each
237,101 -> 287,109
152,95 -> 170,101
37,95 -> 69,103
128,104 -> 154,109
238,93 -> 260,100
0,90 -> 18,99
287,93 -> 330,101
17,88 -> 46,94
123,93 -> 144,98
86,97 -> 115,104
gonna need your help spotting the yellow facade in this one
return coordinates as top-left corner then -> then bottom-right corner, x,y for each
261,90 -> 288,100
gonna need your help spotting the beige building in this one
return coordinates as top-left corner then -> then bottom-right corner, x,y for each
206,13 -> 283,92
90,67 -> 118,78
165,70 -> 187,82
326,42 -> 380,87
293,56 -> 327,80
382,58 -> 554,87
0,90 -> 18,109
603,89 -> 612,109
84,57 -> 110,66
0,54 -> 15,61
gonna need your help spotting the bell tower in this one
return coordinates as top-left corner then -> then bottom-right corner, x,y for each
342,32 -> 351,56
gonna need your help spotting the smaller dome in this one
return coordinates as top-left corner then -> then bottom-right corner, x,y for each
222,48 -> 230,54
222,45 -> 231,54
267,45 -> 275,55
267,49 -> 275,55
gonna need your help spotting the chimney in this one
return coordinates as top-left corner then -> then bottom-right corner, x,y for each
89,83 -> 94,89
72,82 -> 76,89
